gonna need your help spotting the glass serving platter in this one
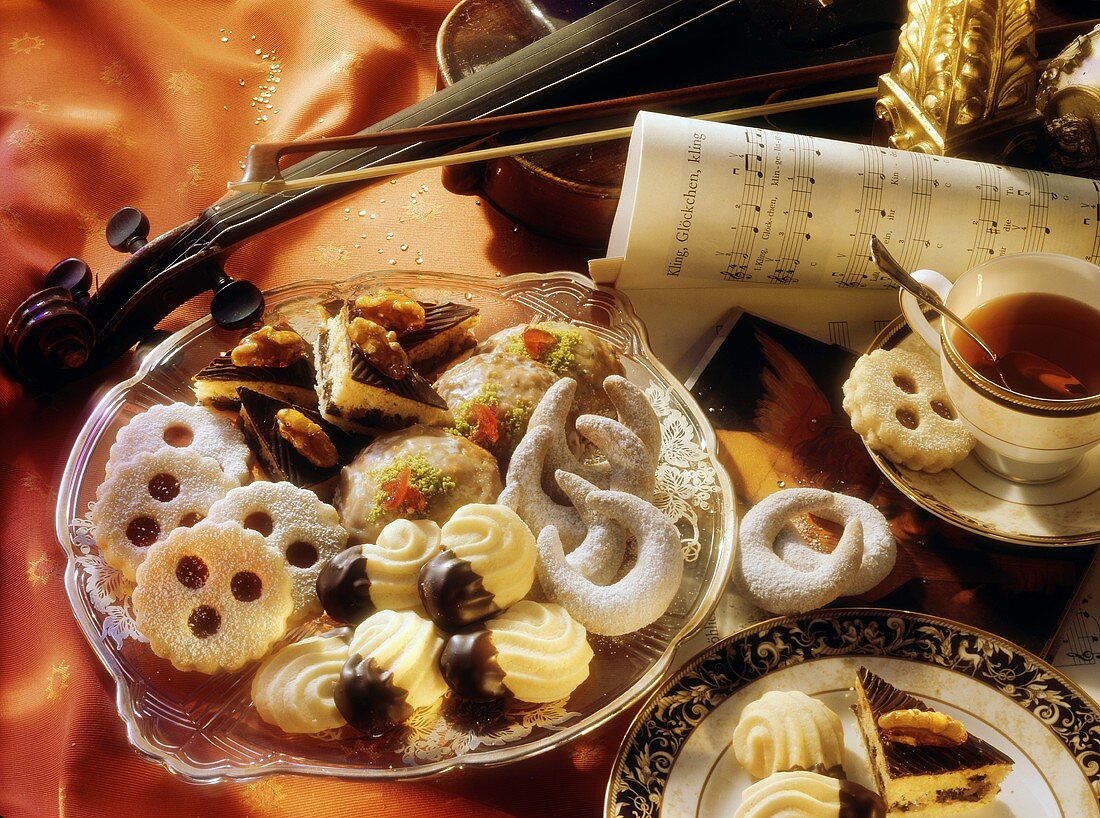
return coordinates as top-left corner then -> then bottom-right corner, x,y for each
55,270 -> 736,783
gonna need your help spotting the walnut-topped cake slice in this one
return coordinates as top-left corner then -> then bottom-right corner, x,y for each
194,325 -> 317,409
853,666 -> 1013,816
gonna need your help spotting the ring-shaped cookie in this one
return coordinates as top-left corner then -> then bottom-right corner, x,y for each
734,488 -> 896,615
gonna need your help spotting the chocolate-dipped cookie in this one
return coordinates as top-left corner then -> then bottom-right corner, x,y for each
418,504 -> 536,632
440,601 -> 592,703
735,771 -> 886,818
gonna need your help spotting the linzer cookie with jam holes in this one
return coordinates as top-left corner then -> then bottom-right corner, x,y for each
334,609 -> 447,734
439,601 -> 592,703
314,293 -> 473,434
477,321 -> 624,417
335,425 -> 502,543
317,519 -> 442,625
194,324 -> 317,410
131,521 -> 294,674
418,503 -> 537,632
93,448 -> 239,580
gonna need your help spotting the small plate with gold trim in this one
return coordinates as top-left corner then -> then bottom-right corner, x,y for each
860,317 -> 1100,547
605,609 -> 1100,818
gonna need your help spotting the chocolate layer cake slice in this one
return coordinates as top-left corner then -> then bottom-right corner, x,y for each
194,353 -> 316,409
237,387 -> 358,494
853,667 -> 1013,816
316,304 -> 452,434
401,301 -> 478,370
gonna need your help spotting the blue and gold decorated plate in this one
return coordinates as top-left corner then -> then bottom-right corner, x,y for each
606,609 -> 1100,818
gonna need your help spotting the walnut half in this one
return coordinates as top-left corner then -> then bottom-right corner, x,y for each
352,291 -> 425,335
230,325 -> 309,368
346,317 -> 410,379
877,708 -> 968,747
275,409 -> 338,468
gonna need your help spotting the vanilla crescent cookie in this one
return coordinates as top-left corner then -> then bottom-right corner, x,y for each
418,504 -> 537,631
252,627 -> 351,734
440,601 -> 593,703
335,609 -> 447,733
93,448 -> 238,580
842,347 -> 975,472
206,481 -> 348,622
317,520 -> 442,624
734,488 -> 896,615
735,771 -> 886,818
132,521 -> 293,673
106,402 -> 252,484
733,690 -> 846,779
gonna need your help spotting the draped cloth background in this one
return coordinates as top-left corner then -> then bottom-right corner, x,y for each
0,2 -> 605,815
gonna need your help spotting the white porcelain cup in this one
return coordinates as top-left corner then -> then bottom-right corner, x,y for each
900,253 -> 1100,484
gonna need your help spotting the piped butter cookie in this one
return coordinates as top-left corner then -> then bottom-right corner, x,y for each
842,348 -> 974,472
106,402 -> 252,484
251,627 -> 352,734
734,771 -> 886,818
206,481 -> 348,621
132,521 -> 293,674
93,448 -> 238,580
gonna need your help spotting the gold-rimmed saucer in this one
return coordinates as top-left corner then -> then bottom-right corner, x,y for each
864,316 -> 1100,547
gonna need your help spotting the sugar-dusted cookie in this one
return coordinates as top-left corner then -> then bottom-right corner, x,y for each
206,481 -> 347,622
440,601 -> 592,703
132,521 -> 293,673
106,402 -> 252,484
317,520 -> 442,625
93,448 -> 238,580
252,627 -> 352,734
842,348 -> 975,472
418,504 -> 537,632
335,609 -> 447,733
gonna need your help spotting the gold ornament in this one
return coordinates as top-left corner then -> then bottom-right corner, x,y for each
1037,26 -> 1100,175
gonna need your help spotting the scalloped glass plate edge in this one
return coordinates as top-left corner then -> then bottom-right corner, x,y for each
54,270 -> 737,783
604,607 -> 1100,817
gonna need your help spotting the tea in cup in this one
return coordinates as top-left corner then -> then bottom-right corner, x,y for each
900,252 -> 1100,484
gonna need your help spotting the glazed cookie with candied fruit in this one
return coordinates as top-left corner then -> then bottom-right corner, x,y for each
842,347 -> 975,472
93,448 -> 238,580
206,481 -> 348,622
132,521 -> 293,674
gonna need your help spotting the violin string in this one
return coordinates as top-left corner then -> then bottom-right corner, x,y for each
158,0 -> 730,270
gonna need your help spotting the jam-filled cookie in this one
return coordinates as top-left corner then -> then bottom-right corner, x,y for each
106,402 -> 252,484
334,609 -> 447,734
418,503 -> 537,632
251,627 -> 351,734
317,519 -> 442,625
206,481 -> 348,621
132,521 -> 293,673
93,448 -> 238,580
440,601 -> 592,703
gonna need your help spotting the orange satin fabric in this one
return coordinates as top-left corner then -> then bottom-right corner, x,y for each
0,3 -> 599,815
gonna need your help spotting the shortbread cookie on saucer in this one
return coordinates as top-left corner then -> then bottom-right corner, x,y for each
842,347 -> 974,472
132,521 -> 293,673
93,448 -> 238,580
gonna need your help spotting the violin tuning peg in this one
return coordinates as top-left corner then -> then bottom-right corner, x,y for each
106,206 -> 150,254
209,267 -> 265,330
45,258 -> 92,308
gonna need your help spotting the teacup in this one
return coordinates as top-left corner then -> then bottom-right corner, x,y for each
900,252 -> 1100,484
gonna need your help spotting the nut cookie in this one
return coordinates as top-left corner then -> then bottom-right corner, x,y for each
107,402 -> 252,484
93,448 -> 238,580
132,521 -> 293,673
842,348 -> 974,472
206,481 -> 348,621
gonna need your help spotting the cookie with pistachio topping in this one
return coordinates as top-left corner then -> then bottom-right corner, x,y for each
477,321 -> 623,417
434,353 -> 559,466
335,425 -> 502,543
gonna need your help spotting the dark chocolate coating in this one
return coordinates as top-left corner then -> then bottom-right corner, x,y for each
316,546 -> 375,625
334,653 -> 413,734
418,549 -> 501,632
194,353 -> 314,387
440,628 -> 508,701
838,779 -> 887,818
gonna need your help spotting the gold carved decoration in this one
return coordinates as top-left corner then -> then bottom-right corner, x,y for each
1036,26 -> 1100,175
875,0 -> 1040,157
